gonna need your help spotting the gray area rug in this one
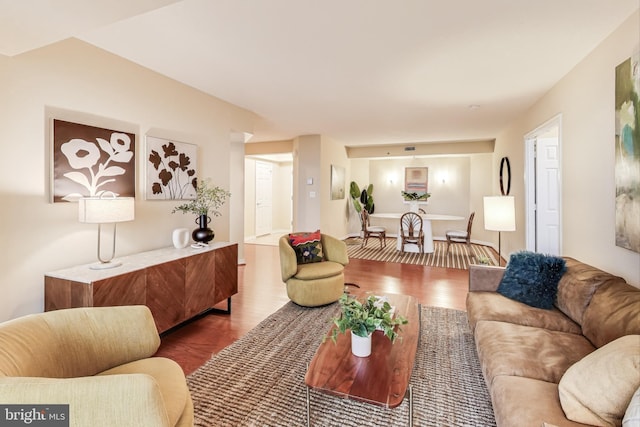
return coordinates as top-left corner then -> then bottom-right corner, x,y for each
187,302 -> 496,427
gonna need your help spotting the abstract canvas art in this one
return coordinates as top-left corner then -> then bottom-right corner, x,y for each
146,136 -> 197,200
615,53 -> 640,253
404,167 -> 429,193
51,119 -> 136,202
330,165 -> 345,200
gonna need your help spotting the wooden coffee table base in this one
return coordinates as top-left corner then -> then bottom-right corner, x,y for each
304,293 -> 421,426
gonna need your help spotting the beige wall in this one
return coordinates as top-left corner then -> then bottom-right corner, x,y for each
273,162 -> 293,231
320,135 -> 350,238
0,39 -> 256,321
293,135 -> 322,231
495,11 -> 640,285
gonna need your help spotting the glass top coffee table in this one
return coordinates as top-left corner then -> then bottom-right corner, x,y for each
304,293 -> 421,426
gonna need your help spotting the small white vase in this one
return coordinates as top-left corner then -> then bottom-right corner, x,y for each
409,201 -> 419,213
172,228 -> 190,249
351,331 -> 372,357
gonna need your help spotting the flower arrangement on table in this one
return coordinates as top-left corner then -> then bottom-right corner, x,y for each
326,294 -> 408,343
401,190 -> 431,201
172,178 -> 231,217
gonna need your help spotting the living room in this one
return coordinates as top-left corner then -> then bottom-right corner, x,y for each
1,2 -> 638,322
0,2 -> 639,426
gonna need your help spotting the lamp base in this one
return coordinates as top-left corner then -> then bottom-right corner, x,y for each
89,261 -> 122,270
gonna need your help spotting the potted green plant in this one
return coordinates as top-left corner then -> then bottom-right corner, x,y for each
475,255 -> 492,265
401,190 -> 431,213
401,191 -> 431,201
326,294 -> 408,357
172,178 -> 231,243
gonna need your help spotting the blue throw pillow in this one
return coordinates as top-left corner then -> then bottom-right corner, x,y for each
497,251 -> 567,309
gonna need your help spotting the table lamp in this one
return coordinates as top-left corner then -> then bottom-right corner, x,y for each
79,193 -> 135,269
483,196 -> 515,266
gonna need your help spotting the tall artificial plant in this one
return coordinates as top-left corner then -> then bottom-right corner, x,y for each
349,181 -> 375,214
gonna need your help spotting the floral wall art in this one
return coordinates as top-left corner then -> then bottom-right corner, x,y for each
52,119 -> 136,202
615,52 -> 640,253
146,135 -> 197,200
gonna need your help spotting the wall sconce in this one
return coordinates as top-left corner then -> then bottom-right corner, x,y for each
79,193 -> 135,269
483,196 -> 516,266
387,172 -> 398,185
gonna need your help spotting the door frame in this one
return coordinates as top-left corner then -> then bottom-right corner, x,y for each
254,160 -> 273,237
524,114 -> 563,253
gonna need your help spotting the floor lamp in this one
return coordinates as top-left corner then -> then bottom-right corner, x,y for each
483,196 -> 515,266
79,194 -> 135,270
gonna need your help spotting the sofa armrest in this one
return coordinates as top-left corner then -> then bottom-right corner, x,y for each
469,264 -> 505,292
278,236 -> 298,281
321,234 -> 349,266
0,374 -> 171,427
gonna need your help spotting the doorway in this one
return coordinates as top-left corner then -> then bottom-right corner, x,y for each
255,160 -> 273,236
244,155 -> 293,245
524,115 -> 562,255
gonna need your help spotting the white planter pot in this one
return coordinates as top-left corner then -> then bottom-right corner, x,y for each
409,201 -> 419,213
351,331 -> 372,357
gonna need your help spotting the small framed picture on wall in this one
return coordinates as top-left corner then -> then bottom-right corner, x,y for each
404,167 -> 428,193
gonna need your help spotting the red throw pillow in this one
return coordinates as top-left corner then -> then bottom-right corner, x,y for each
289,230 -> 324,264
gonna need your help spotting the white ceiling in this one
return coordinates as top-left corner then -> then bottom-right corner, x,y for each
2,0 -> 638,146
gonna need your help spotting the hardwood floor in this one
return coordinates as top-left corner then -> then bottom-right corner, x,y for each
155,243 -> 474,375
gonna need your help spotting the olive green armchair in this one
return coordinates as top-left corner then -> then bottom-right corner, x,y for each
279,233 -> 349,307
0,305 -> 193,427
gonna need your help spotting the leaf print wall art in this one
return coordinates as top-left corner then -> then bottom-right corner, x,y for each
146,135 -> 197,200
52,119 -> 136,202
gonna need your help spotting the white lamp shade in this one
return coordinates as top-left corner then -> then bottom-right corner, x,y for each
78,197 -> 135,223
483,196 -> 516,231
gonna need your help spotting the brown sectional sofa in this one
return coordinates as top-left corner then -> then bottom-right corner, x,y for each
467,257 -> 640,427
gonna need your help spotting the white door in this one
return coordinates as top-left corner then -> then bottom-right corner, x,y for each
535,137 -> 561,255
525,116 -> 562,255
255,161 -> 273,236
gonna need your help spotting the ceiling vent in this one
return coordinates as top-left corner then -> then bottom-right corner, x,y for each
404,146 -> 416,151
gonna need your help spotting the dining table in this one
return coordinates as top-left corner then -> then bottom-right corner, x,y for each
369,212 -> 465,253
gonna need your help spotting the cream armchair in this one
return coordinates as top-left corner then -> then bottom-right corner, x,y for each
0,305 -> 193,427
279,233 -> 349,307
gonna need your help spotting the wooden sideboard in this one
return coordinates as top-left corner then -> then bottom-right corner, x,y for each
45,242 -> 238,333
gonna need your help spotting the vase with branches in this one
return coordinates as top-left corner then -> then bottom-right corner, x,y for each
172,178 -> 231,243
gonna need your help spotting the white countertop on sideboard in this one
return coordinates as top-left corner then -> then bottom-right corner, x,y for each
45,242 -> 236,283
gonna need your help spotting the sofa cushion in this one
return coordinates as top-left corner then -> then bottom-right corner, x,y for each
581,280 -> 640,348
466,292 -> 582,334
289,230 -> 324,264
99,357 -> 191,427
497,251 -> 566,309
555,258 -> 624,326
624,387 -> 640,427
558,335 -> 640,427
490,376 -> 591,427
474,320 -> 595,386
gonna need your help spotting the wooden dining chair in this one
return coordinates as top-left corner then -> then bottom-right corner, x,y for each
361,210 -> 386,249
445,212 -> 475,256
399,212 -> 424,253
